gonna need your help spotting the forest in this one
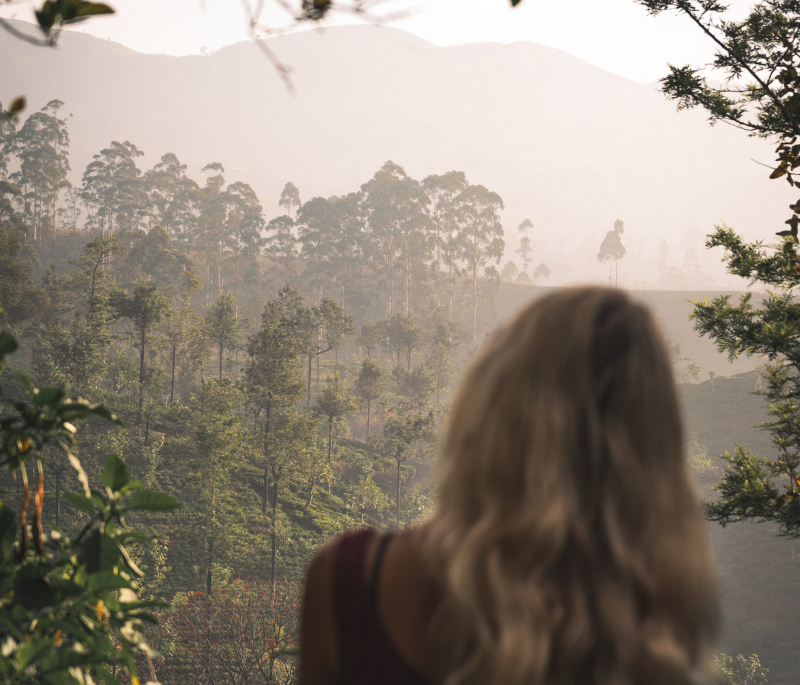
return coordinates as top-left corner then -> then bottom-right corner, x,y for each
7,0 -> 800,680
0,98 -> 534,684
2,95 -> 794,685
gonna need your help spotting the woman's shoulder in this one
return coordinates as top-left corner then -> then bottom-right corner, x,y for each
299,528 -> 383,685
300,526 -> 434,685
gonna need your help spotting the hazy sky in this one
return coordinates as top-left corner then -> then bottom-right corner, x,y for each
0,0 -> 754,82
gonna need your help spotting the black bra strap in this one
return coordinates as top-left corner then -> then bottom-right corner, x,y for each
367,532 -> 394,608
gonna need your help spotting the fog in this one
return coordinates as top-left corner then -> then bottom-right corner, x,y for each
2,20 -> 788,290
3,12 -> 798,685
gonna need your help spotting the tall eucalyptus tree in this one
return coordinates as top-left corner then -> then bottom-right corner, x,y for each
454,184 -> 504,342
245,295 -> 304,518
422,171 -> 467,311
7,100 -> 71,247
223,181 -> 266,306
360,161 -> 428,317
144,152 -> 188,230
278,181 -> 301,218
81,140 -> 148,247
112,280 -> 171,421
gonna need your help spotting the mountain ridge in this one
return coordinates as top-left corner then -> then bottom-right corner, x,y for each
1,19 -> 785,288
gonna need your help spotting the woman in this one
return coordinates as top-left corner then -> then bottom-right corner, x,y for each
299,287 -> 718,685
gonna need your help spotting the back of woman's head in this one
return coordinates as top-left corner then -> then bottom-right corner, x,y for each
422,287 -> 717,685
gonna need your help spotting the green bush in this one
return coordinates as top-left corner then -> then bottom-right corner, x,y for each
0,329 -> 180,685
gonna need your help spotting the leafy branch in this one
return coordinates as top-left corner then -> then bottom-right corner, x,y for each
0,320 -> 181,684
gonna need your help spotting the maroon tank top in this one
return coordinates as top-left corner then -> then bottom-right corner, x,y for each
334,529 -> 431,685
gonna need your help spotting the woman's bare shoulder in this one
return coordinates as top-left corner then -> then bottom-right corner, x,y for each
298,538 -> 341,685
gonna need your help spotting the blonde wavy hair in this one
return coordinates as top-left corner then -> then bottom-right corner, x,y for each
421,287 -> 718,685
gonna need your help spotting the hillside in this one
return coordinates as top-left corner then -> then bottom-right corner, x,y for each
481,283 -> 764,377
682,373 -> 800,685
1,20 -> 788,289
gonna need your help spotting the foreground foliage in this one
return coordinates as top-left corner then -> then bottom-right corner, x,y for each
634,0 -> 800,538
692,234 -> 800,537
0,326 -> 180,685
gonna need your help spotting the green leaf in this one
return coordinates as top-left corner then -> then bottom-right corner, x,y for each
14,577 -> 56,610
119,479 -> 142,495
34,386 -> 65,407
0,333 -> 18,356
16,637 -> 54,670
16,372 -> 35,397
41,649 -> 107,673
81,531 -> 119,574
63,492 -> 95,515
35,4 -> 56,33
129,490 -> 181,511
101,455 -> 129,492
7,98 -> 25,115
510,0 -> 523,5
89,491 -> 107,511
75,1 -> 114,16
86,571 -> 132,593
42,670 -> 83,685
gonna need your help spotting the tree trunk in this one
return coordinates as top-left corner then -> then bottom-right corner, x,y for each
435,238 -> 440,308
262,404 -> 272,517
449,264 -> 454,321
405,230 -> 410,313
206,538 -> 214,595
306,477 -> 315,508
327,418 -> 334,494
52,193 -> 56,252
170,344 -> 177,406
366,399 -> 371,439
138,323 -> 146,424
271,477 -> 279,598
307,353 -> 313,409
218,343 -> 223,380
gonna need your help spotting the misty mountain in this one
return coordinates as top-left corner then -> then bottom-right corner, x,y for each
2,21 -> 786,287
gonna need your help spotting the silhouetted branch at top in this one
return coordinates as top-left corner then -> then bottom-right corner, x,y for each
239,0 -> 417,92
